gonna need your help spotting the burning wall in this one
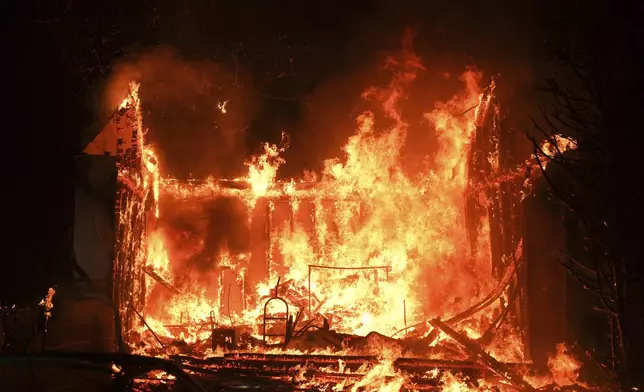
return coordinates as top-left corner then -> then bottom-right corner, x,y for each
118,82 -> 504,351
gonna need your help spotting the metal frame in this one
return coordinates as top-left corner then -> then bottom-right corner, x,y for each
262,278 -> 290,346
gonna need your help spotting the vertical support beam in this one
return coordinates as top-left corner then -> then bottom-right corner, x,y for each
265,200 -> 273,278
289,201 -> 295,234
308,265 -> 312,318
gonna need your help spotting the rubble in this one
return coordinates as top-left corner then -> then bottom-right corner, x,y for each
285,327 -> 345,351
212,328 -> 239,350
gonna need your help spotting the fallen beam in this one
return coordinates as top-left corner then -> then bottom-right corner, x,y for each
143,266 -> 181,294
428,318 -> 536,392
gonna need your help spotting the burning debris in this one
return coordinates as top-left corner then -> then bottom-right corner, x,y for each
88,34 -> 584,391
38,287 -> 56,333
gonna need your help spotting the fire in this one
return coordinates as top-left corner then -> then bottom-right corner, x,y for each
535,134 -> 577,169
106,33 -> 587,391
245,131 -> 289,199
522,343 -> 587,390
126,44 -> 501,358
548,343 -> 584,387
217,100 -> 228,114
349,360 -> 407,392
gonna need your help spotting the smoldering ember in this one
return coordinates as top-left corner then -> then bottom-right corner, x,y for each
3,2 -> 644,391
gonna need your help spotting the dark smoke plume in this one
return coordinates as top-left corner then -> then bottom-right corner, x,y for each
185,197 -> 250,273
102,46 -> 259,179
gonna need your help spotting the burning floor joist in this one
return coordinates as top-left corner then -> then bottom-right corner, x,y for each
169,354 -> 534,391
82,35 -> 587,391
129,304 -> 546,390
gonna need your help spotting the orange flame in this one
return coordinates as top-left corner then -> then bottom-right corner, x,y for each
245,131 -> 290,199
548,343 -> 584,387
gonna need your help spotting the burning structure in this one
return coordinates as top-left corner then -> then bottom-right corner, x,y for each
82,37 -> 583,391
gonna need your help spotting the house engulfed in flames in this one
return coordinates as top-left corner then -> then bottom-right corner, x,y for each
82,47 -> 583,391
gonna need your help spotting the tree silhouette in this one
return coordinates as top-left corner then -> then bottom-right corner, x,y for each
531,1 -> 644,388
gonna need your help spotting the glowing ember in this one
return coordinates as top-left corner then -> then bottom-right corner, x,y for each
217,100 -> 228,114
536,134 -> 577,169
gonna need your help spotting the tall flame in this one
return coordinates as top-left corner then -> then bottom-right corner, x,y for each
245,131 -> 290,198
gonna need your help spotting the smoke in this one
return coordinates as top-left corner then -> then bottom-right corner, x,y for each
185,197 -> 250,274
102,46 -> 259,178
281,34 -> 482,178
281,13 -> 541,178
155,196 -> 250,285
97,0 -> 540,180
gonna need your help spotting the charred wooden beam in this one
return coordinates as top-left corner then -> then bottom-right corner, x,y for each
143,266 -> 180,294
428,318 -> 536,391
